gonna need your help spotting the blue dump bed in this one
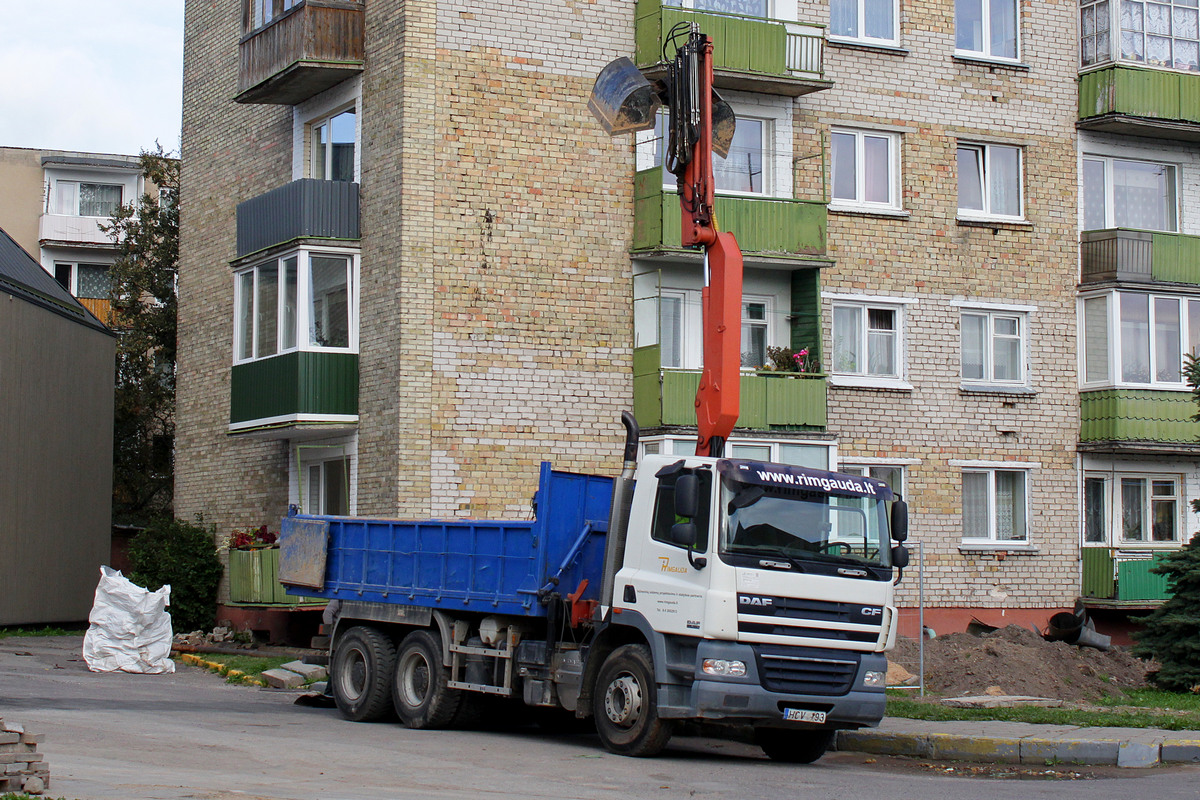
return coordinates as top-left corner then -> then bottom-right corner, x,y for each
279,463 -> 612,617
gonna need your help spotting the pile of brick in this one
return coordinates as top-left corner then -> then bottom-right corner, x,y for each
0,717 -> 48,795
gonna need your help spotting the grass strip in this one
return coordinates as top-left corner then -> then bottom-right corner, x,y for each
176,652 -> 285,686
887,692 -> 1200,731
0,627 -> 74,640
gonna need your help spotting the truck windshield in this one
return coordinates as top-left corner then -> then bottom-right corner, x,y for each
718,472 -> 891,568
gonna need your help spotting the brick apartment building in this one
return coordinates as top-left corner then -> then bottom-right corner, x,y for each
176,0 -> 1199,633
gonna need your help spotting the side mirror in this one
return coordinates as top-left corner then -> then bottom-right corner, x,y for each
670,521 -> 698,548
891,545 -> 910,570
674,474 -> 700,518
890,499 -> 908,542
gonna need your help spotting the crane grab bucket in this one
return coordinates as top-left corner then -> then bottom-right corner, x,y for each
588,57 -> 661,136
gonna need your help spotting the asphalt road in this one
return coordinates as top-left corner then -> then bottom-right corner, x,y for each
2,635 -> 1198,800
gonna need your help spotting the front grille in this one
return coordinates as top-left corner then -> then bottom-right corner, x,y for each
739,621 -> 879,643
755,644 -> 860,696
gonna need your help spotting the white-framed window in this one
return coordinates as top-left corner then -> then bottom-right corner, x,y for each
962,467 -> 1028,543
957,142 -> 1023,220
830,0 -> 899,46
309,107 -> 357,182
832,301 -> 901,378
658,290 -> 690,369
293,439 -> 356,516
741,296 -> 773,368
234,249 -> 357,363
1082,0 -> 1200,72
51,181 -> 123,218
53,262 -> 110,300
961,308 -> 1026,385
1082,155 -> 1178,232
663,0 -> 770,17
955,0 -> 1019,61
1081,290 -> 1200,387
652,111 -> 770,195
643,435 -> 834,469
1084,472 -> 1181,544
829,128 -> 901,211
840,463 -> 905,496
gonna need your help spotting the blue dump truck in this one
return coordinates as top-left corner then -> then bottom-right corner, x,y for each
280,416 -> 910,760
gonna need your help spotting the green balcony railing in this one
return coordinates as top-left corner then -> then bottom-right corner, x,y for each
635,0 -> 826,89
1080,229 -> 1200,286
229,547 -> 315,605
634,168 -> 826,258
230,351 -> 358,427
633,345 -> 826,430
1080,389 -> 1198,444
1078,65 -> 1200,138
1082,547 -> 1172,602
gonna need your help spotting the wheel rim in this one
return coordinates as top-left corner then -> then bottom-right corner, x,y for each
603,672 -> 643,729
339,647 -> 367,701
398,649 -> 431,708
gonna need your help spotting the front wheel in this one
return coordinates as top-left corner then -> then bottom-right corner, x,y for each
392,629 -> 462,729
592,644 -> 674,757
755,727 -> 835,763
330,626 -> 396,722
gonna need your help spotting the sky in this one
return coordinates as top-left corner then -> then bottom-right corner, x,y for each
0,1 -> 184,156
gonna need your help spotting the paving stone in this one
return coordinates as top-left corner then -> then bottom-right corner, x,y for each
1161,739 -> 1200,763
1117,741 -> 1160,768
261,668 -> 305,689
281,661 -> 327,681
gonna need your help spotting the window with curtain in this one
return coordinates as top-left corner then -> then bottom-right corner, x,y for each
1084,295 -> 1110,383
956,0 -> 1019,59
957,143 -> 1022,219
1118,0 -> 1200,71
306,457 -> 351,515
664,0 -> 769,16
741,299 -> 770,368
1087,290 -> 1196,386
832,302 -> 900,378
830,0 -> 899,45
830,128 -> 900,210
1081,0 -> 1114,66
310,255 -> 351,348
960,309 -> 1025,384
962,468 -> 1028,542
1082,156 -> 1177,232
1084,476 -> 1107,543
659,294 -> 684,368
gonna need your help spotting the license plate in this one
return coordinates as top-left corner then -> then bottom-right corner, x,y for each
782,708 -> 827,724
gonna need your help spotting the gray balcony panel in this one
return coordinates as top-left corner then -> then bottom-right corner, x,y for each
237,179 -> 360,257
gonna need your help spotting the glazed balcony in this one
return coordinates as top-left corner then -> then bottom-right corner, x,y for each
230,351 -> 358,432
237,0 -> 365,105
236,179 -> 360,257
1078,65 -> 1200,141
634,0 -> 831,97
1079,389 -> 1197,445
633,168 -> 826,261
633,346 -> 826,430
1081,548 -> 1171,604
1080,229 -> 1200,286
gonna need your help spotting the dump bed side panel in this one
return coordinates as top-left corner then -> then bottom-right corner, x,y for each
281,464 -> 613,617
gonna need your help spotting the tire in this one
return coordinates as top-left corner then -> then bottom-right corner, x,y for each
754,727 -> 835,764
592,644 -> 674,757
330,626 -> 396,722
392,629 -> 462,729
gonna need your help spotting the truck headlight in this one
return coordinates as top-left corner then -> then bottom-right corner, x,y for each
702,658 -> 747,677
862,670 -> 886,688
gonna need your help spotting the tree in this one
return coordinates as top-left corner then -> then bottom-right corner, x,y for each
101,146 -> 179,526
1132,352 -> 1200,690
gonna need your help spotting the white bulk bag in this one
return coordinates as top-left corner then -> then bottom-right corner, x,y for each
82,566 -> 175,674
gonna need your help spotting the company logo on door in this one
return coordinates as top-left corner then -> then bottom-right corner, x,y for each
658,556 -> 688,574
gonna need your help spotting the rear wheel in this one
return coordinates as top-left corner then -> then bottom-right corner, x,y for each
755,727 -> 835,763
330,626 -> 396,722
592,644 -> 674,757
392,629 -> 462,729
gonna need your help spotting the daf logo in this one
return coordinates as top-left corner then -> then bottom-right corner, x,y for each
861,607 -> 883,616
739,596 -> 773,607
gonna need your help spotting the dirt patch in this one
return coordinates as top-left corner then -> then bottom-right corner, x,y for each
888,625 -> 1152,702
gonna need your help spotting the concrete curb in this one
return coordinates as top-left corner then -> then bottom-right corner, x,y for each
834,721 -> 1200,768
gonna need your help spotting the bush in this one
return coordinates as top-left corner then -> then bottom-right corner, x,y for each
128,516 -> 223,633
1132,534 -> 1200,692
